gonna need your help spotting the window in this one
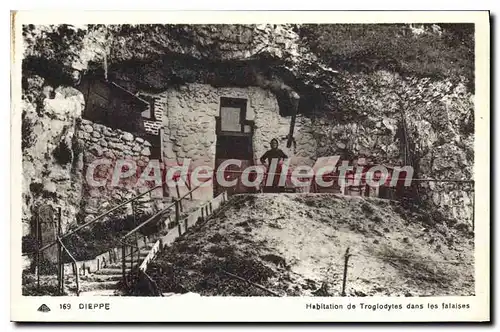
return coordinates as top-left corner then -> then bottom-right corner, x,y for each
139,95 -> 155,121
220,105 -> 242,131
217,97 -> 253,135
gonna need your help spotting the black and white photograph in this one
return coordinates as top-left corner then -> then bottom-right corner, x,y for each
10,10 -> 490,322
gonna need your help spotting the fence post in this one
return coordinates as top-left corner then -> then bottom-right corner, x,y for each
58,207 -> 66,295
35,213 -> 40,290
185,177 -> 193,200
162,167 -> 168,198
341,247 -> 351,297
472,183 -> 475,231
56,208 -> 62,294
122,245 -> 126,287
131,201 -> 136,226
175,181 -> 183,212
136,232 -> 140,265
129,245 -> 133,273
74,262 -> 80,296
175,199 -> 181,236
57,239 -> 61,294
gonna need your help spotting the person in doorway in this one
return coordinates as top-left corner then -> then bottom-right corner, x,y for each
260,138 -> 288,165
260,139 -> 288,192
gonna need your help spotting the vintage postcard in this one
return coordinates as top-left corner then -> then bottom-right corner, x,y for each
10,10 -> 490,322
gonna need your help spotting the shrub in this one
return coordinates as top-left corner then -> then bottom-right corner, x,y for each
299,24 -> 474,89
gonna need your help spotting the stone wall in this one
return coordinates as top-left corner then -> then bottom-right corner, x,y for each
146,83 -> 317,199
75,119 -> 164,222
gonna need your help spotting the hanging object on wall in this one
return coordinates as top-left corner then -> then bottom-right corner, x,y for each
286,92 -> 300,149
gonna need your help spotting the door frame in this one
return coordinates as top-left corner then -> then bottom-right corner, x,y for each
214,97 -> 256,195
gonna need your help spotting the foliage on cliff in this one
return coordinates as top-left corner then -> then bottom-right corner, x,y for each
299,24 -> 474,89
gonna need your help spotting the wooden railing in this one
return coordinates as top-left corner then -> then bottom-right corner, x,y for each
35,184 -> 164,255
57,238 -> 80,296
120,181 -> 205,288
31,184 -> 164,295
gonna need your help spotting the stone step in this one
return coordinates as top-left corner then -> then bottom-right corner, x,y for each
68,280 -> 119,292
72,289 -> 121,296
66,273 -> 122,283
143,242 -> 159,249
133,251 -> 152,260
106,262 -> 139,269
92,267 -> 125,275
122,254 -> 148,265
121,245 -> 155,256
163,292 -> 201,297
97,260 -> 152,271
128,254 -> 148,261
121,260 -> 142,267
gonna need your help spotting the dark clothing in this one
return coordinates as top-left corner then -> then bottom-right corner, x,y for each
259,149 -> 288,193
260,149 -> 288,165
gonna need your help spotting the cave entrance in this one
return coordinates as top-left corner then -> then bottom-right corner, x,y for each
214,97 -> 255,196
78,77 -> 149,133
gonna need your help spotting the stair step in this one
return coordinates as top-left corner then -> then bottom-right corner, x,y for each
124,256 -> 148,264
73,289 -> 121,296
106,262 -> 141,269
123,260 -> 140,265
73,274 -> 122,282
105,263 -> 124,269
123,251 -> 150,258
92,267 -> 125,275
68,280 -> 119,292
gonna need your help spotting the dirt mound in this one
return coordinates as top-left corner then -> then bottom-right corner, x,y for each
147,194 -> 474,297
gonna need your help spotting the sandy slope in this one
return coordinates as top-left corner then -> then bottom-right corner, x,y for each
147,193 -> 474,297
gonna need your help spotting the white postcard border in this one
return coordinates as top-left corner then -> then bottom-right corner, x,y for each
10,10 -> 490,322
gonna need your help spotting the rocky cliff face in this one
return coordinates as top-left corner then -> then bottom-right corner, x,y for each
21,24 -> 474,233
22,76 -> 85,236
309,71 -> 474,224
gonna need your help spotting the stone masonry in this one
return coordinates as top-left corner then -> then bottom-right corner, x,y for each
76,119 -> 164,222
142,83 -> 317,199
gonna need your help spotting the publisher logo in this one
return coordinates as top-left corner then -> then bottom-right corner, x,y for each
37,304 -> 51,313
